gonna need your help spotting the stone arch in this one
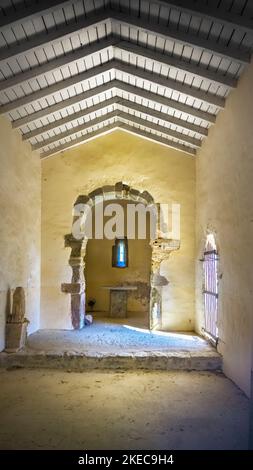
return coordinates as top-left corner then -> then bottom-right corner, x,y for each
61,182 -> 180,329
73,183 -> 156,227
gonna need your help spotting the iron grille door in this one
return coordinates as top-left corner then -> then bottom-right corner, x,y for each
203,248 -> 218,340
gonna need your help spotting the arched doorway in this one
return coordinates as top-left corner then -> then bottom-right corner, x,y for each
61,182 -> 180,330
85,198 -> 152,328
203,233 -> 219,342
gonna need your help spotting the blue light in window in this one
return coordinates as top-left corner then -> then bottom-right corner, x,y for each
116,240 -> 127,267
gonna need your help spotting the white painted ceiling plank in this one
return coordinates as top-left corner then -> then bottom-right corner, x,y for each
0,0 -> 252,157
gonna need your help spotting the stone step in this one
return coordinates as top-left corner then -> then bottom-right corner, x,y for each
0,349 -> 222,371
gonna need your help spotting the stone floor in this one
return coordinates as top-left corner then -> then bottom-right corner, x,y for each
27,319 -> 214,354
0,317 -> 221,371
0,369 -> 249,450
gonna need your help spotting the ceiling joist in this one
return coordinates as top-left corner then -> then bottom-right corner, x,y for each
0,36 -> 117,93
33,110 -> 119,151
40,121 -> 119,159
117,41 -> 237,89
22,97 -> 119,141
11,79 -> 216,130
0,0 -> 251,159
0,0 -> 72,30
0,36 -> 237,95
40,118 -> 196,159
114,111 -> 201,147
0,59 -> 224,116
22,96 -> 207,142
32,109 -> 201,152
2,0 -> 252,36
113,11 -> 251,65
152,0 -> 253,35
0,9 -> 109,63
118,122 -> 196,155
0,9 -> 250,65
117,99 -> 207,138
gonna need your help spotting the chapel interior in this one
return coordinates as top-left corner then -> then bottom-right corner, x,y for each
0,0 -> 252,451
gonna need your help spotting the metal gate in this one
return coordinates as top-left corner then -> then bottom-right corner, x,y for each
203,241 -> 219,340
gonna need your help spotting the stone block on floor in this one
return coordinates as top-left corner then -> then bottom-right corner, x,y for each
5,321 -> 28,353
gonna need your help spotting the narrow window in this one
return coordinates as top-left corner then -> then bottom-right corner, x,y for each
112,238 -> 128,268
203,234 -> 219,341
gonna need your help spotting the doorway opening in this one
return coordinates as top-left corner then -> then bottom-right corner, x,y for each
62,182 -> 180,331
85,199 -> 151,330
203,233 -> 219,343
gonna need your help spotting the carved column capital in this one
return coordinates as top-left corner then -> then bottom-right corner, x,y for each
150,238 -> 180,272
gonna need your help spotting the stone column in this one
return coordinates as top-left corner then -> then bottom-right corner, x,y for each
61,234 -> 87,330
69,255 -> 85,329
149,239 -> 180,329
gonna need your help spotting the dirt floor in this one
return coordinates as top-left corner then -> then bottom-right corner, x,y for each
0,369 -> 249,450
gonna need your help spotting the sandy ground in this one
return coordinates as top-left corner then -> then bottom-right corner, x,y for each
0,369 -> 249,450
27,320 -> 214,354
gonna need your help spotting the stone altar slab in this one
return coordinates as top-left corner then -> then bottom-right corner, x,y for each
102,286 -> 137,318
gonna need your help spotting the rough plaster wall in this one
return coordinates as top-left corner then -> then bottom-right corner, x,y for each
196,60 -> 253,396
0,116 -> 41,351
86,199 -> 151,314
41,131 -> 195,330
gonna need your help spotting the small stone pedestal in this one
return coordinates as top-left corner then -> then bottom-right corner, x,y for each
5,287 -> 28,353
110,290 -> 128,318
5,321 -> 28,353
